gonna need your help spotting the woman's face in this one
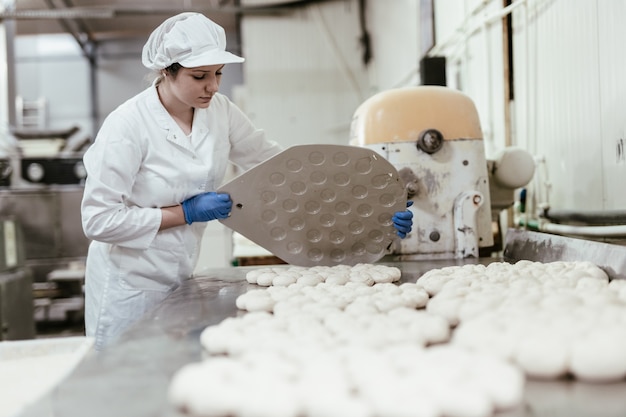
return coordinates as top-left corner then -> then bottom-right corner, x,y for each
166,64 -> 224,109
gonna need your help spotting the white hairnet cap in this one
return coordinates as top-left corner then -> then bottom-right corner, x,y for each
141,12 -> 244,70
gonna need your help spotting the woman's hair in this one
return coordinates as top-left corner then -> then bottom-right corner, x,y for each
164,63 -> 183,78
149,62 -> 183,85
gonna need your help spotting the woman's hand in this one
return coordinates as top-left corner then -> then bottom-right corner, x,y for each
392,201 -> 414,238
181,192 -> 232,224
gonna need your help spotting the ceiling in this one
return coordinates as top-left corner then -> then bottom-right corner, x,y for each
3,0 -> 331,43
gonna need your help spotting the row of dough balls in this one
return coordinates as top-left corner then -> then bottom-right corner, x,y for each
453,308 -> 626,382
170,262 -> 528,417
420,261 -> 626,382
236,281 -> 429,316
424,262 -> 618,327
418,260 -> 609,298
169,344 -> 525,417
201,308 -> 449,355
244,263 -> 402,287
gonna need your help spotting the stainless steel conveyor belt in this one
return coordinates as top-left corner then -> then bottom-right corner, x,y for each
17,230 -> 626,417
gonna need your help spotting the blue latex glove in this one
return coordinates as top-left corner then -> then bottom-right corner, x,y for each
182,192 -> 232,225
392,201 -> 414,238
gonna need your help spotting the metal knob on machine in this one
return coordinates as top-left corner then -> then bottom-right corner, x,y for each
416,129 -> 444,154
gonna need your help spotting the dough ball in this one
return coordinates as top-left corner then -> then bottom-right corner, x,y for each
245,268 -> 272,284
173,366 -> 241,417
578,261 -> 609,281
608,279 -> 626,291
473,354 -> 526,410
349,271 -> 375,286
325,273 -> 350,285
297,273 -> 324,286
272,273 -> 299,287
242,290 -> 275,312
256,271 -> 278,287
570,330 -> 626,382
380,265 -> 402,282
513,334 -> 569,379
438,383 -> 494,417
425,295 -> 463,326
371,269 -> 399,284
417,272 -> 455,296
576,276 -> 609,291
235,293 -> 248,310
168,362 -> 206,409
237,379 -> 300,417
200,326 -> 239,355
417,314 -> 451,345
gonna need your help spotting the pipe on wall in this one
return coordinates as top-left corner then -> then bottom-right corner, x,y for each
540,222 -> 626,238
518,218 -> 626,238
542,208 -> 626,226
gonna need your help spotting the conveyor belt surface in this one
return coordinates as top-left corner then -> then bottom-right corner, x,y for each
17,256 -> 626,417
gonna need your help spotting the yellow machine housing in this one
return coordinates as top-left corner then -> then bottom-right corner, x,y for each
351,86 -> 494,259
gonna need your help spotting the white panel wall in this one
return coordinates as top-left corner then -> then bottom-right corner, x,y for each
367,0 -> 419,91
432,0 -> 626,217
597,0 -> 626,208
240,1 -> 368,147
452,2 -> 507,158
512,0 -> 605,212
239,0 -> 420,148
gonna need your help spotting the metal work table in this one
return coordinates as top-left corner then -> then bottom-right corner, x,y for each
19,230 -> 626,417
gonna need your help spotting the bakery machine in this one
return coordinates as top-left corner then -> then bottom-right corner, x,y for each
0,125 -> 91,331
350,86 -> 534,260
0,217 -> 35,340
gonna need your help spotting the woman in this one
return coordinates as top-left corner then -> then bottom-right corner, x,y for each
81,12 -> 413,351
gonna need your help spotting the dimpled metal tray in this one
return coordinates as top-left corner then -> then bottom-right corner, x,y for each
218,144 -> 407,266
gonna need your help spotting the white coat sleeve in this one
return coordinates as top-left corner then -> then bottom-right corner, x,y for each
81,114 -> 161,249
226,99 -> 283,170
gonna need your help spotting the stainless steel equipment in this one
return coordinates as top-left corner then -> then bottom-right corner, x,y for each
0,217 -> 35,340
219,144 -> 407,266
0,186 -> 89,283
504,228 -> 626,280
0,186 -> 88,331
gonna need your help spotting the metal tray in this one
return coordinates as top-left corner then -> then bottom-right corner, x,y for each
219,144 -> 407,266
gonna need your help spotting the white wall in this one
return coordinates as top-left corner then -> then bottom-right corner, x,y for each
597,0 -> 626,209
427,0 -> 626,217
510,0 -> 626,214
239,0 -> 420,148
509,0 -> 599,212
15,33 -> 245,138
15,35 -> 92,133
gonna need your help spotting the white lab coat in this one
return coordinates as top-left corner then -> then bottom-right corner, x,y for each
81,82 -> 282,350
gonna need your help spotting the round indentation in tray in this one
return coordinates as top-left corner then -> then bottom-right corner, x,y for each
219,144 -> 406,266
